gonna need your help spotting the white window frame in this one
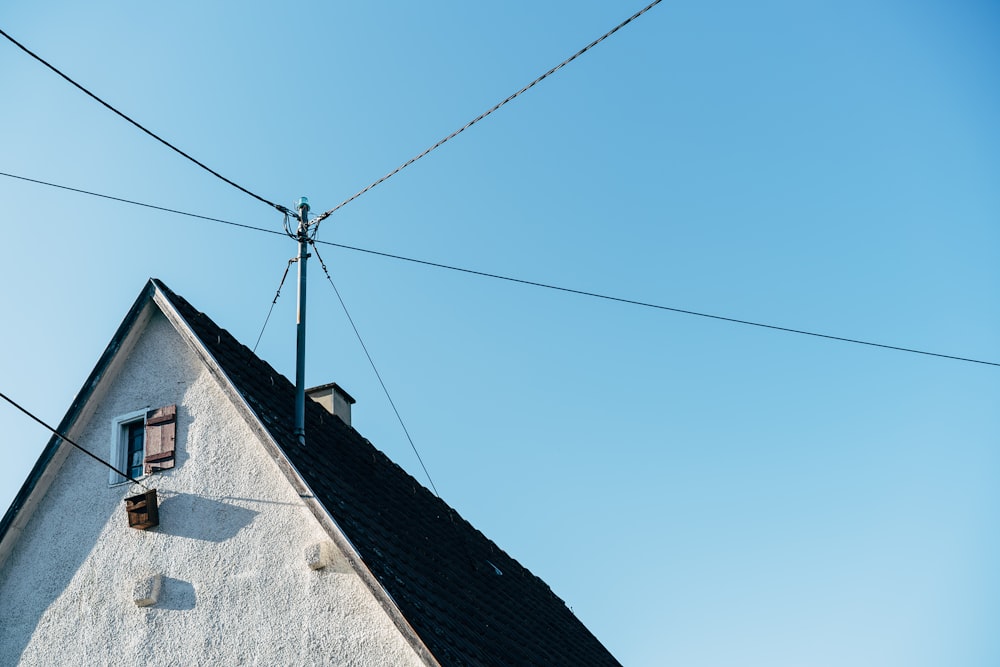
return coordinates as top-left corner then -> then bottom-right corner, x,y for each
109,408 -> 148,486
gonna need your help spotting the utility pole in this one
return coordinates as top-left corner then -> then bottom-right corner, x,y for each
293,196 -> 310,447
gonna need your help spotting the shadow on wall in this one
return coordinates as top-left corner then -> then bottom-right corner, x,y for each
0,476 -> 116,664
156,493 -> 259,542
156,577 -> 197,611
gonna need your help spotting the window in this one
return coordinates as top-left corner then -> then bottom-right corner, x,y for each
110,405 -> 177,485
125,420 -> 145,480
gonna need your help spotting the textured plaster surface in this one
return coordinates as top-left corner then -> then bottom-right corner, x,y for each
0,311 -> 424,667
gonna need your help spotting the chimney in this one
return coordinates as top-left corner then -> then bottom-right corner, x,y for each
306,383 -> 356,427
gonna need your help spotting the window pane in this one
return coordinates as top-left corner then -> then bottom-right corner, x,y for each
127,421 -> 144,479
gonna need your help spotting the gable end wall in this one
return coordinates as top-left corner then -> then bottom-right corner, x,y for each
0,309 -> 424,667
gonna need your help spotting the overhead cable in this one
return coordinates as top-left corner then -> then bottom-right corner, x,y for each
308,0 -> 664,229
3,170 -> 996,369
0,27 -> 287,214
0,390 -> 149,488
0,171 -> 286,237
252,258 -> 296,354
311,242 -> 441,497
276,237 -> 1000,368
321,241 -> 1000,368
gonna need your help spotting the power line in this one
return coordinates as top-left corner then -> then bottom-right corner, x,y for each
3,0 -> 661,223
3,170 -> 997,369
0,390 -> 149,489
0,27 -> 287,214
314,241 -> 1000,368
0,171 -> 286,237
311,242 -> 441,497
253,258 -> 296,354
308,0 -> 664,229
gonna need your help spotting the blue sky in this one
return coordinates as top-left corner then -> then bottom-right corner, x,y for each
1,1 -> 998,665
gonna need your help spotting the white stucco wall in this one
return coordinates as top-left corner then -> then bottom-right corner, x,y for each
0,308 -> 425,667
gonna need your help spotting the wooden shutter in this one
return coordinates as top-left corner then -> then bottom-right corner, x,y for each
144,404 -> 177,473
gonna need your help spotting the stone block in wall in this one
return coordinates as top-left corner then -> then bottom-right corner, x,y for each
133,574 -> 162,607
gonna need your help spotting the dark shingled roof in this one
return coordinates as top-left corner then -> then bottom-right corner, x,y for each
155,280 -> 620,667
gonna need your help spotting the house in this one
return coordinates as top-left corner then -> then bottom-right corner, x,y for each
0,279 -> 620,666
